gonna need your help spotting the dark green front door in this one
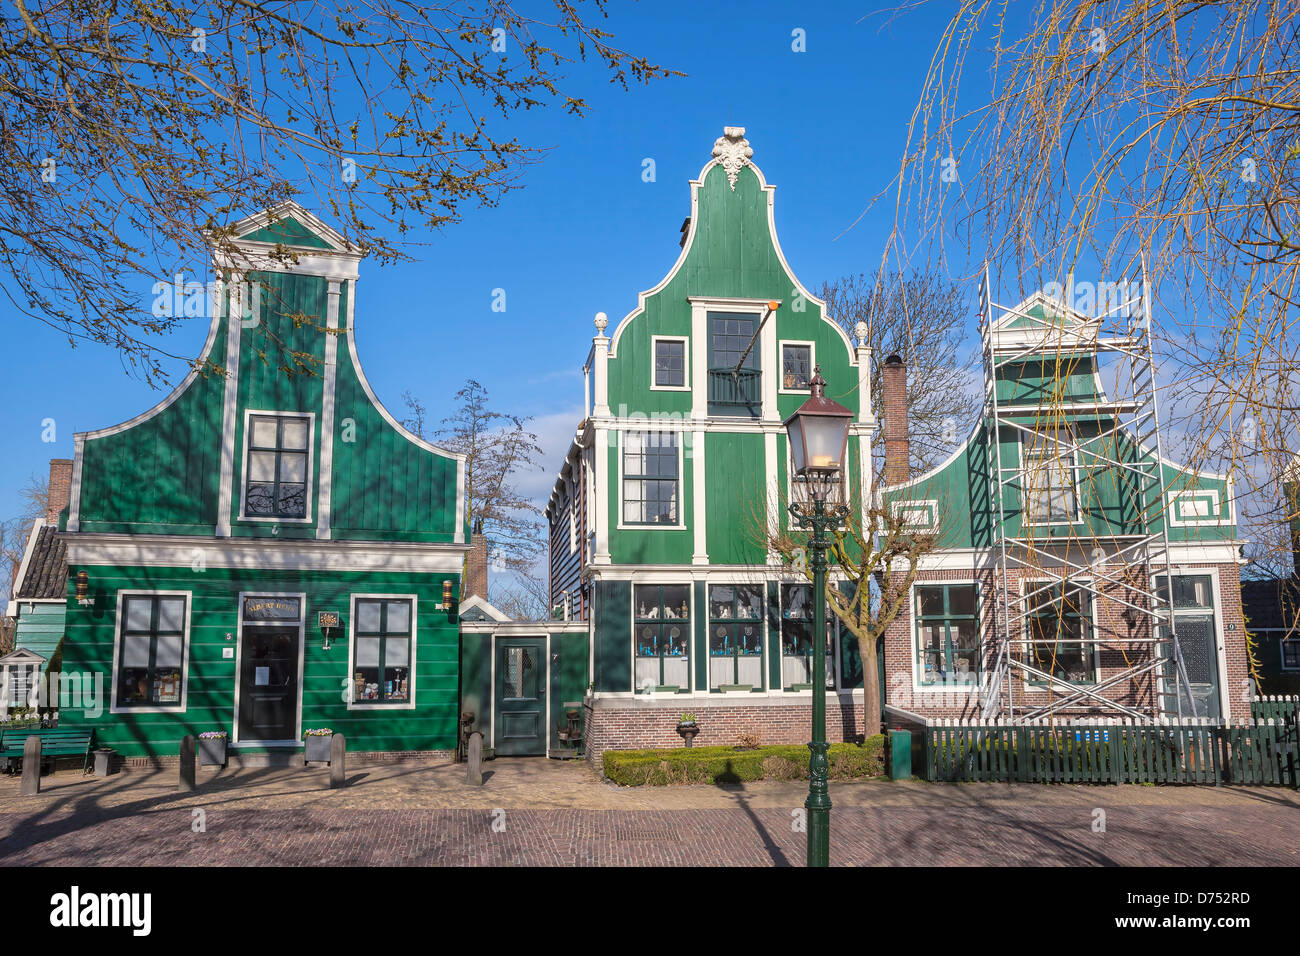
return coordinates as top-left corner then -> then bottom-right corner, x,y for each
238,626 -> 300,741
495,638 -> 547,756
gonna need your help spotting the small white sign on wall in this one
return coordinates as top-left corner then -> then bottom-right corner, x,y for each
223,647 -> 234,659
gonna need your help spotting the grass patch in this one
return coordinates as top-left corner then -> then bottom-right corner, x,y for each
602,737 -> 885,787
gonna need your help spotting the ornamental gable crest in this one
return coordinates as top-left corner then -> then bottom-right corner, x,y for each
711,127 -> 753,191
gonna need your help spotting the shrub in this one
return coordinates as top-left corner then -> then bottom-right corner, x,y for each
602,737 -> 885,787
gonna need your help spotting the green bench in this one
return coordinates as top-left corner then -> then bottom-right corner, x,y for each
0,728 -> 95,775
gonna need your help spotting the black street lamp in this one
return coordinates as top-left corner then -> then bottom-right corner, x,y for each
782,365 -> 853,868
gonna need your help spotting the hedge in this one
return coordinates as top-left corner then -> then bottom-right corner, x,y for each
602,736 -> 885,787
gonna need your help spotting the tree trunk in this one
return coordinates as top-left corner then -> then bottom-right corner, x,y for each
859,633 -> 882,739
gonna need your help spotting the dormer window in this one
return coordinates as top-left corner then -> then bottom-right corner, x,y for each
243,412 -> 313,520
1021,429 -> 1078,525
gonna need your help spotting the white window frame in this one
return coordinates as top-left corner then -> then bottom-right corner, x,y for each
346,593 -> 419,711
1280,635 -> 1300,672
910,580 -> 982,694
650,335 -> 691,391
778,339 -> 816,394
1018,431 -> 1084,527
617,429 -> 686,530
777,580 -> 839,694
630,582 -> 695,696
706,581 -> 769,693
1019,578 -> 1099,688
238,408 -> 316,524
110,590 -> 193,715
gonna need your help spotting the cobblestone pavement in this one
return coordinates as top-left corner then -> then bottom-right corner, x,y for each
0,759 -> 1296,866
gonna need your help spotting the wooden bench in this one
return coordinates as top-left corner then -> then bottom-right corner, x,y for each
0,728 -> 95,775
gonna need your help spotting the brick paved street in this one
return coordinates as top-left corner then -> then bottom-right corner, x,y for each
0,760 -> 1296,866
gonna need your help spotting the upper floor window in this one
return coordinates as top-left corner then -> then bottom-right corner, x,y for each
1022,430 -> 1077,524
708,312 -> 760,417
622,431 -> 679,525
244,413 -> 312,519
653,337 -> 688,389
781,342 -> 813,391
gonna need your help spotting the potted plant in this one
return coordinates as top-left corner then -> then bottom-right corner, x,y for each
197,731 -> 228,767
304,728 -> 333,764
676,713 -> 700,748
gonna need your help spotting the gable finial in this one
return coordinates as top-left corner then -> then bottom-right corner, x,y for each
712,126 -> 753,191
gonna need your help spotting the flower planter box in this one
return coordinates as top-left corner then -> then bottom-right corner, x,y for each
197,738 -> 227,767
718,684 -> 753,693
304,735 -> 333,764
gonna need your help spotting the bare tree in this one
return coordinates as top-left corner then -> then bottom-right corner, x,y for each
0,1 -> 677,383
424,379 -> 547,574
880,0 -> 1299,575
821,271 -> 980,472
748,479 -> 940,739
489,572 -> 553,621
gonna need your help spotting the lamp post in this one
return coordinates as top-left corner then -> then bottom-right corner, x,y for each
783,366 -> 853,868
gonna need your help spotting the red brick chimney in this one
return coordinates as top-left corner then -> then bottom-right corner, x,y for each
882,354 -> 910,486
47,459 -> 73,525
465,534 -> 489,600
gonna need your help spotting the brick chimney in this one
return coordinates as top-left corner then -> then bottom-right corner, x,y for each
465,534 -> 489,601
882,354 -> 910,486
47,459 -> 73,525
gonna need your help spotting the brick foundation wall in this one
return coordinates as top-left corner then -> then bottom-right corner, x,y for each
584,693 -> 867,770
884,562 -> 1250,721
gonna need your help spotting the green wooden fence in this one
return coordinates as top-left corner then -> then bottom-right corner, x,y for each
1251,695 -> 1299,723
925,716 -> 1300,786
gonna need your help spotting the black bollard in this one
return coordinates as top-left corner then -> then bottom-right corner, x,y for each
329,733 -> 346,789
19,736 -> 41,796
178,735 -> 196,792
466,731 -> 483,786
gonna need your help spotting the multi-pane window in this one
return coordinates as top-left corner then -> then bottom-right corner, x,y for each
915,584 -> 979,686
708,584 -> 764,690
654,338 -> 687,388
781,343 -> 812,390
117,594 -> 187,707
4,665 -> 36,709
708,312 -> 760,416
245,414 -> 311,518
780,584 -> 835,690
622,431 -> 679,525
634,584 -> 690,691
1025,583 -> 1094,683
1022,431 -> 1077,524
1283,640 -> 1300,671
352,598 -> 412,703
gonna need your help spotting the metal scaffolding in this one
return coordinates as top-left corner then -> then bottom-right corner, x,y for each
976,261 -> 1197,723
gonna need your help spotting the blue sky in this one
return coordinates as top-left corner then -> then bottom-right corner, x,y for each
0,1 -> 977,521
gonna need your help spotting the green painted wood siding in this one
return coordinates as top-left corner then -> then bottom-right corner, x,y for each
74,269 -> 461,542
14,602 -> 66,668
606,163 -> 858,419
330,282 -> 460,541
594,580 -> 632,693
58,565 -> 459,757
704,431 -> 767,565
75,319 -> 228,534
885,418 -> 1236,548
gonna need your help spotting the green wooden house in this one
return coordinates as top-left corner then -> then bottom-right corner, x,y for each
544,128 -> 876,764
57,202 -> 469,760
879,290 -> 1252,723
